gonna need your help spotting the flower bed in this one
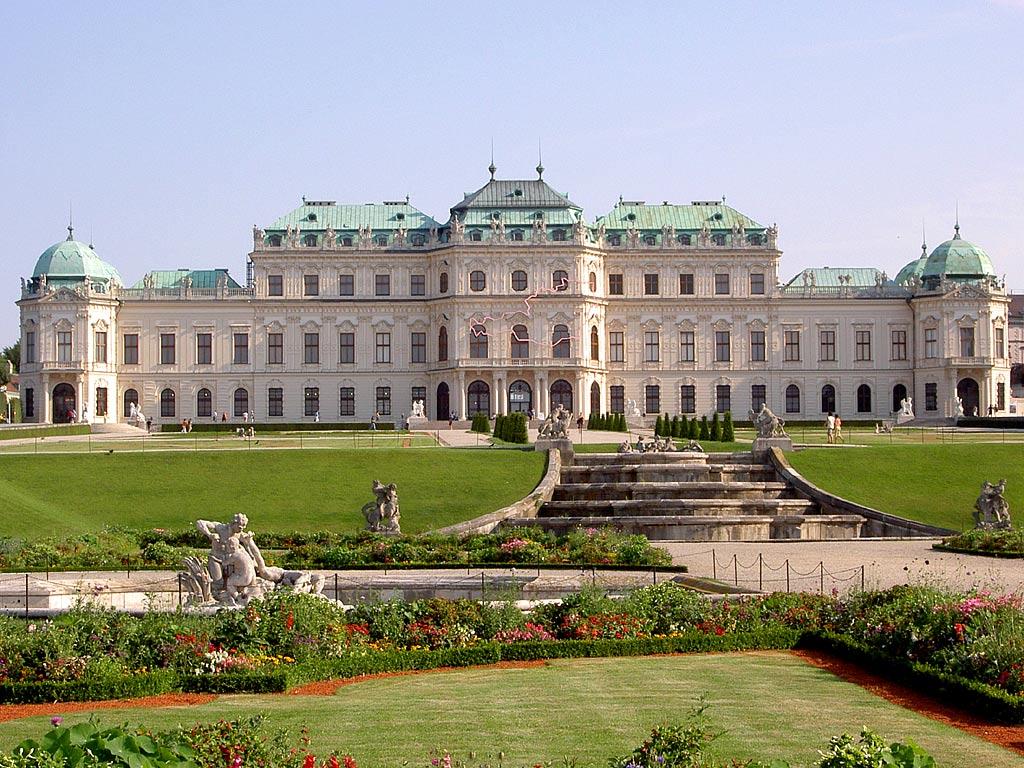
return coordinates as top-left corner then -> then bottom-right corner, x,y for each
0,585 -> 1022,721
935,528 -> 1024,558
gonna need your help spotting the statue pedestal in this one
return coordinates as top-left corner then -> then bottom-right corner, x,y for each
752,436 -> 793,458
407,415 -> 429,429
536,438 -> 574,464
896,412 -> 915,426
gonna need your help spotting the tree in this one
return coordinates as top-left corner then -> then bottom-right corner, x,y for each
699,415 -> 710,441
2,341 -> 20,371
688,417 -> 700,440
710,412 -> 722,442
671,415 -> 680,438
494,414 -> 506,441
722,412 -> 735,442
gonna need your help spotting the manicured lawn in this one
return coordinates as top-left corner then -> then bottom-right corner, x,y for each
0,448 -> 545,538
788,444 -> 1024,530
0,654 -> 1016,766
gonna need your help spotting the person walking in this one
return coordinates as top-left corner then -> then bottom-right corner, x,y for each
834,414 -> 844,443
825,412 -> 836,444
211,410 -> 217,423
448,410 -> 454,429
370,411 -> 379,430
314,410 -> 320,423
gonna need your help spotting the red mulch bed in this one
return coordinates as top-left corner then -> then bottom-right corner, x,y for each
791,648 -> 1024,757
0,694 -> 216,724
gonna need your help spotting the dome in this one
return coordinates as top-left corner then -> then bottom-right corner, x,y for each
921,227 -> 996,282
32,230 -> 122,286
894,255 -> 927,285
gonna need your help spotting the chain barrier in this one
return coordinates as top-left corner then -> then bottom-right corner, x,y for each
707,548 -> 867,593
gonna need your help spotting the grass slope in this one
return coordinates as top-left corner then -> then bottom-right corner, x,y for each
788,444 -> 1024,530
0,654 -> 1016,766
0,448 -> 545,538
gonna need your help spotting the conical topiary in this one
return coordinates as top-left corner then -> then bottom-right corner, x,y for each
671,415 -> 680,438
688,416 -> 699,440
710,412 -> 722,442
722,411 -> 735,442
654,414 -> 663,437
699,415 -> 710,441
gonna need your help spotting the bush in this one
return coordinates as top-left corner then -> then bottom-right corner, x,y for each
503,412 -> 529,444
698,416 -> 710,441
654,414 -> 663,436
710,412 -> 722,442
937,528 -> 1024,556
493,414 -> 506,441
688,417 -> 699,440
610,699 -> 718,768
722,411 -> 735,442
469,413 -> 490,434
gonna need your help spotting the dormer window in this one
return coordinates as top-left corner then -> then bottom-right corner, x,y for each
678,233 -> 692,246
268,234 -> 282,247
711,233 -> 726,246
626,213 -> 637,221
303,234 -> 318,247
306,213 -> 317,222
608,234 -> 621,246
375,235 -> 388,247
513,189 -> 523,197
396,212 -> 405,221
510,230 -> 523,241
747,233 -> 763,246
643,235 -> 656,246
341,236 -> 353,247
470,230 -> 483,242
411,233 -> 425,246
552,229 -> 566,242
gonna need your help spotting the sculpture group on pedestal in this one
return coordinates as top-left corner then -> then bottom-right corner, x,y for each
410,399 -> 425,419
362,480 -> 401,533
619,436 -> 703,454
537,404 -> 572,440
974,480 -> 1011,530
749,404 -> 787,438
180,514 -> 325,607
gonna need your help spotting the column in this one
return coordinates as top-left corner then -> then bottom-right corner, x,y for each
496,374 -> 506,415
457,372 -> 466,420
537,375 -> 547,417
576,375 -> 586,417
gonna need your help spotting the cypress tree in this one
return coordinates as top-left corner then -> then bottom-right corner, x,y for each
662,412 -> 671,436
494,414 -> 506,441
688,417 -> 699,440
723,411 -> 735,442
654,414 -> 664,437
710,412 -> 722,442
508,412 -> 529,443
699,415 -> 710,441
671,415 -> 680,438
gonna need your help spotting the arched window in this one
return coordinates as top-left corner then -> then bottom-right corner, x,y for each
892,384 -> 908,413
511,270 -> 528,291
160,388 -> 176,418
588,271 -> 597,292
467,380 -> 490,415
857,384 -> 872,413
438,327 -> 448,362
123,388 -> 139,418
439,272 -> 449,293
197,388 -> 212,418
510,230 -> 524,241
303,234 -> 318,247
341,236 -> 353,247
711,233 -> 726,246
234,388 -> 249,417
678,233 -> 692,246
411,233 -> 425,246
469,230 -> 483,242
643,235 -> 656,246
470,324 -> 488,358
470,270 -> 486,291
375,235 -> 388,247
747,233 -> 764,246
590,381 -> 601,415
552,324 -> 571,359
550,379 -> 573,412
821,384 -> 836,414
590,326 -> 599,360
552,229 -> 566,242
552,270 -> 569,291
268,234 -> 282,247
785,384 -> 801,414
511,325 -> 529,359
608,234 -> 621,246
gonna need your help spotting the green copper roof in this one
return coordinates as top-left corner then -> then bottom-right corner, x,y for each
921,228 -> 996,280
451,178 -> 581,213
783,267 -> 884,289
32,231 -> 122,285
894,254 -> 928,285
130,269 -> 241,290
594,201 -> 763,231
266,202 -> 441,232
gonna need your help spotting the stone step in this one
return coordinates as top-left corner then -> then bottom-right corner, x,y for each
552,481 -> 791,501
571,452 -> 758,467
539,498 -> 818,517
560,465 -> 777,484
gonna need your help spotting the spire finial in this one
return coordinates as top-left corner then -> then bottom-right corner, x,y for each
488,140 -> 496,180
536,139 -> 544,180
67,202 -> 74,240
921,221 -> 927,256
954,201 -> 960,238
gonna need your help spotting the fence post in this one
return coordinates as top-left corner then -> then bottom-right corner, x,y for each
177,573 -> 182,608
786,559 -> 790,592
480,570 -> 485,599
334,573 -> 339,602
24,573 -> 30,616
652,569 -> 657,585
860,564 -> 865,592
758,553 -> 763,592
819,561 -> 824,594
733,554 -> 738,586
711,549 -> 716,580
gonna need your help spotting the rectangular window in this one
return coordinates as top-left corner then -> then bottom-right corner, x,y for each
924,328 -> 937,358
751,384 -> 767,412
123,333 -> 138,365
679,273 -> 694,295
159,333 -> 175,365
25,331 -> 35,364
750,330 -> 766,362
925,382 -> 937,412
608,274 -> 623,295
411,332 -> 426,363
609,331 -> 624,363
855,330 -> 872,361
819,329 -> 836,362
196,332 -> 212,365
643,273 -> 659,295
340,387 -> 355,416
375,274 -> 390,296
303,274 -> 319,296
268,333 -> 284,364
24,388 -> 34,418
376,385 -> 391,415
339,274 -> 354,296
645,384 -> 660,414
233,332 -> 249,365
680,331 -> 695,362
304,387 -> 319,417
610,385 -> 624,414
304,332 -> 319,364
57,331 -> 73,363
339,332 -> 355,363
960,327 -> 975,357
644,331 -> 660,362
714,273 -> 730,295
411,274 -> 425,296
784,330 -> 800,362
680,385 -> 696,414
94,331 -> 107,364
890,329 -> 907,361
95,387 -> 108,417
411,386 -> 426,414
268,387 -> 283,417
995,327 -> 1005,358
749,273 -> 765,295
997,382 -> 1006,411
715,330 -> 731,362
268,274 -> 283,296
375,332 -> 391,364
716,384 -> 731,414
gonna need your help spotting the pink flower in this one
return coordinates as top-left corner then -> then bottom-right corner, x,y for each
50,716 -> 63,727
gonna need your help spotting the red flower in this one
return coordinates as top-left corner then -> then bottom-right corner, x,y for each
286,613 -> 295,631
303,755 -> 315,768
343,757 -> 358,768
328,756 -> 340,768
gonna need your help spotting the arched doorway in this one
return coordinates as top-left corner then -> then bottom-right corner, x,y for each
508,380 -> 532,413
52,383 -> 76,423
436,382 -> 450,420
957,377 -> 980,417
821,384 -> 836,414
892,383 -> 908,414
123,389 -> 139,418
590,382 -> 601,415
550,379 -> 573,413
467,380 -> 490,416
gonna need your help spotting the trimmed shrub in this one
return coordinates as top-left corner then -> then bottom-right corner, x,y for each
688,417 -> 699,440
470,413 -> 490,434
710,412 -> 722,442
698,416 -> 710,441
654,414 -> 663,436
722,411 -> 735,442
504,412 -> 529,444
671,415 -> 681,438
493,414 -> 506,441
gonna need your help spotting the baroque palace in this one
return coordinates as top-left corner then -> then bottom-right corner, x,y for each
17,165 -> 1013,426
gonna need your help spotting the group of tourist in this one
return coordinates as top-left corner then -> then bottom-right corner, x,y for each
179,419 -> 193,432
825,411 -> 845,443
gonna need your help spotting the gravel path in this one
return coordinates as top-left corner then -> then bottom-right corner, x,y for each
660,538 -> 1024,595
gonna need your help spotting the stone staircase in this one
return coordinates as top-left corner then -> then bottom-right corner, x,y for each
505,451 -> 864,541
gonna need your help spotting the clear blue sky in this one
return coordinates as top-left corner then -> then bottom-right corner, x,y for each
2,1 -> 1022,342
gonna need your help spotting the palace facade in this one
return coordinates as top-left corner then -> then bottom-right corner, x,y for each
17,167 -> 1014,425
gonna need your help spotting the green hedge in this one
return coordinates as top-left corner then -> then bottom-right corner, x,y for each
160,422 -> 395,433
0,670 -> 176,705
0,424 -> 91,440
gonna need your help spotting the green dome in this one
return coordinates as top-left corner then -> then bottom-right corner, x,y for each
32,231 -> 122,286
894,254 -> 927,285
921,228 -> 996,282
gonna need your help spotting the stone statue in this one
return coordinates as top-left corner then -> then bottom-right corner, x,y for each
625,226 -> 640,248
573,216 -> 587,243
394,225 -> 406,247
358,225 -> 373,248
617,439 -> 634,454
410,399 -> 425,418
449,214 -> 465,243
749,403 -> 787,438
974,480 -> 1011,530
538,403 -> 571,440
363,480 -> 401,533
323,225 -> 336,249
899,397 -> 914,417
625,398 -> 642,418
955,397 -> 965,418
252,225 -> 265,250
595,222 -> 606,245
429,226 -> 438,244
532,214 -> 545,242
